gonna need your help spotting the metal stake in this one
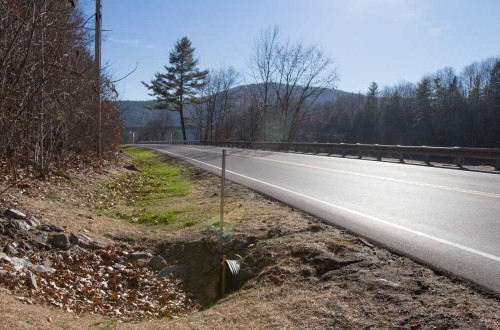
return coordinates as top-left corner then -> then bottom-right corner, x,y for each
220,149 -> 226,249
220,150 -> 227,298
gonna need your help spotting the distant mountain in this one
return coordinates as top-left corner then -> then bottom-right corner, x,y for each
117,85 -> 353,128
117,100 -> 162,127
228,84 -> 350,104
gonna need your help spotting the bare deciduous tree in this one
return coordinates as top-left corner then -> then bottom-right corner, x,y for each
193,67 -> 240,141
248,26 -> 340,142
0,0 -> 121,182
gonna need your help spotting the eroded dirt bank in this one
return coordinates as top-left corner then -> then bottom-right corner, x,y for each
1,149 -> 500,329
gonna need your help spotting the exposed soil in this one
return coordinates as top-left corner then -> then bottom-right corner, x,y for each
1,150 -> 500,329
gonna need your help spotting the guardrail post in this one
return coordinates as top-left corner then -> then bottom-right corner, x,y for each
399,153 -> 404,163
425,154 -> 430,165
377,152 -> 382,161
495,159 -> 500,171
455,156 -> 463,168
342,150 -> 346,157
358,151 -> 362,159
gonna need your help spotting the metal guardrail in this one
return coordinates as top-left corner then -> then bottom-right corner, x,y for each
139,140 -> 500,171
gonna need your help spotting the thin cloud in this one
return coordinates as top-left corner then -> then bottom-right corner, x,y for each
345,0 -> 427,22
428,24 -> 451,38
108,38 -> 166,52
108,37 -> 141,48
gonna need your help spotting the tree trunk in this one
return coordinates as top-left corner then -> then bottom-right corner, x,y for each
179,106 -> 187,141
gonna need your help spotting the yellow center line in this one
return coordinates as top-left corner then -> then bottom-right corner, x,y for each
173,145 -> 500,199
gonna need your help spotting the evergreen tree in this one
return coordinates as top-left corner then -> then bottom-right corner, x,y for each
143,37 -> 208,141
485,60 -> 500,146
413,78 -> 434,145
446,76 -> 466,145
382,91 -> 403,144
361,82 -> 379,143
364,82 -> 379,112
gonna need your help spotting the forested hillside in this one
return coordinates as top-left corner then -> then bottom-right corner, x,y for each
303,57 -> 500,147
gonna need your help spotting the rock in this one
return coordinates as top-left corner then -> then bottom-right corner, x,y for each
70,233 -> 104,250
117,257 -> 127,263
27,272 -> 38,290
0,252 -> 11,263
70,245 -> 87,253
0,223 -> 4,234
40,224 -> 65,232
19,241 -> 32,251
158,265 -> 180,278
3,208 -> 27,220
128,251 -> 153,262
4,227 -> 16,239
113,263 -> 126,271
16,220 -> 32,231
3,244 -> 19,256
10,257 -> 56,273
25,217 -> 40,228
149,255 -> 167,270
374,278 -> 401,289
124,164 -> 140,172
51,233 -> 71,249
32,231 -> 49,246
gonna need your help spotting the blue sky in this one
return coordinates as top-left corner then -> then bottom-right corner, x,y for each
81,0 -> 500,100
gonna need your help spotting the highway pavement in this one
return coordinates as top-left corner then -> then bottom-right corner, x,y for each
139,143 -> 500,294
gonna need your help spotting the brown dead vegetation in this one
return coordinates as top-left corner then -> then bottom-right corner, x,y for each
1,150 -> 500,329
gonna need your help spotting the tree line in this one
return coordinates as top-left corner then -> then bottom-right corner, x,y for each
144,27 -> 499,148
0,0 -> 121,181
303,57 -> 500,148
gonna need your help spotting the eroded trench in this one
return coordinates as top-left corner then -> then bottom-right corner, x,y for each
153,221 -> 368,309
156,234 -> 267,305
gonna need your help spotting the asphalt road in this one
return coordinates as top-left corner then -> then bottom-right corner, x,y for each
139,143 -> 500,294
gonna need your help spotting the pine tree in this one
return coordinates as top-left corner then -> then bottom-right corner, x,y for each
485,60 -> 500,146
143,37 -> 208,141
413,78 -> 433,145
364,82 -> 379,112
361,82 -> 379,143
382,91 -> 403,144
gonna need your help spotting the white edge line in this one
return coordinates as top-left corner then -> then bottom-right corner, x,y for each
149,146 -> 500,264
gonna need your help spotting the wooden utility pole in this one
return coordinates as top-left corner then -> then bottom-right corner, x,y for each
95,0 -> 102,157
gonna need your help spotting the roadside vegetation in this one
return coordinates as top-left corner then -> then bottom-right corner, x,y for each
101,147 -> 206,227
1,150 -> 500,329
0,1 -> 121,184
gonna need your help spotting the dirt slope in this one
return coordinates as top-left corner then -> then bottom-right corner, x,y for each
1,150 -> 500,329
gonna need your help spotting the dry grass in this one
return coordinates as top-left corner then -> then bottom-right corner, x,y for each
1,149 -> 500,329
